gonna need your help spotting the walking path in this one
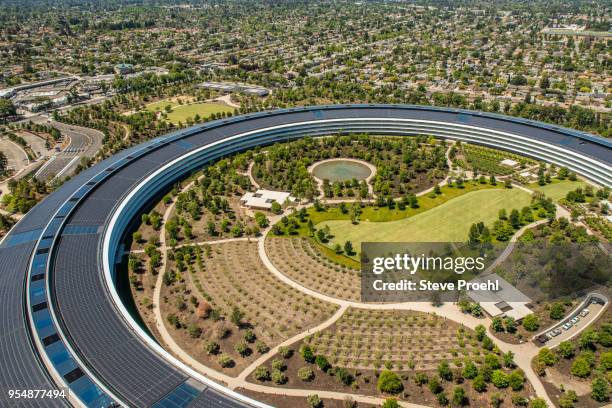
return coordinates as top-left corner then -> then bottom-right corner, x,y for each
143,169 -> 581,407
241,161 -> 261,189
256,234 -> 554,407
236,305 -> 348,382
129,236 -> 252,254
215,94 -> 240,109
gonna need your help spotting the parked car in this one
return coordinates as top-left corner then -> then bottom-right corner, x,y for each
562,323 -> 572,330
580,309 -> 590,317
571,317 -> 580,324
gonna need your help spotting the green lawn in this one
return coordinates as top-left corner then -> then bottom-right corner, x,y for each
308,182 -> 497,226
146,101 -> 233,125
528,179 -> 587,202
317,188 -> 532,252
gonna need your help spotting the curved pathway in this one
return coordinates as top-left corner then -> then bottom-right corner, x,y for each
257,233 -> 554,406
243,161 -> 261,189
145,173 -> 564,407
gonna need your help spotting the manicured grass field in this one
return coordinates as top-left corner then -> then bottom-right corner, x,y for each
528,179 -> 587,202
308,182 -> 498,226
317,188 -> 532,251
146,100 -> 233,125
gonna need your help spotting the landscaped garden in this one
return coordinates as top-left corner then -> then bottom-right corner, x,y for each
160,240 -> 338,375
248,308 -> 537,407
529,179 -> 588,202
317,187 -> 532,253
266,237 -> 361,301
453,142 -> 537,176
122,132 -> 610,408
251,134 -> 448,200
534,310 -> 611,407
488,216 -> 608,344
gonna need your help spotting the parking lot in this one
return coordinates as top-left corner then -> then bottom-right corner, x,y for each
539,298 -> 607,348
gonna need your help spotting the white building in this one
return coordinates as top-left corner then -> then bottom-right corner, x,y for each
466,273 -> 533,321
500,158 -> 520,168
240,189 -> 293,210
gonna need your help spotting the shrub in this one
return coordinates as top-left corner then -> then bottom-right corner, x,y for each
591,377 -> 609,402
504,317 -> 517,333
437,361 -> 453,381
512,394 -> 529,406
414,372 -> 428,386
492,317 -> 504,332
491,392 -> 504,408
300,345 -> 315,363
537,347 -> 557,366
508,370 -> 525,391
473,374 -> 486,392
529,398 -> 548,408
166,313 -> 181,329
491,370 -> 509,388
341,397 -> 357,408
549,302 -> 565,320
334,367 -> 354,386
462,360 -> 478,379
195,301 -> 212,319
377,370 -> 404,394
254,366 -> 270,381
436,392 -> 449,406
307,394 -> 322,408
271,358 -> 285,371
428,376 -> 442,394
230,306 -> 244,327
204,341 -> 219,355
522,314 -> 540,331
485,353 -> 501,369
243,329 -> 256,343
571,356 -> 592,378
298,366 -> 314,381
503,351 -> 515,368
187,324 -> 202,338
558,341 -> 575,359
278,346 -> 293,359
217,354 -> 234,368
271,368 -> 287,384
451,386 -> 468,406
579,330 -> 598,350
235,342 -> 251,357
382,399 -> 400,408
482,336 -> 494,351
558,390 -> 577,408
255,341 -> 269,354
600,351 -> 612,370
315,355 -> 331,372
475,324 -> 486,341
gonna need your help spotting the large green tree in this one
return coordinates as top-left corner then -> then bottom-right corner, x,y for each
0,98 -> 16,118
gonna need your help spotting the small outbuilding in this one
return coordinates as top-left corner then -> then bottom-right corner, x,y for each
466,273 -> 533,321
240,189 -> 293,210
500,158 -> 520,168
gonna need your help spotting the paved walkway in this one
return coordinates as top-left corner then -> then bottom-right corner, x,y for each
242,161 -> 261,189
129,236 -> 252,254
143,171 -> 567,407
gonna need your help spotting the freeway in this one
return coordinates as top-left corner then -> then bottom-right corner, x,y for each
0,105 -> 610,408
